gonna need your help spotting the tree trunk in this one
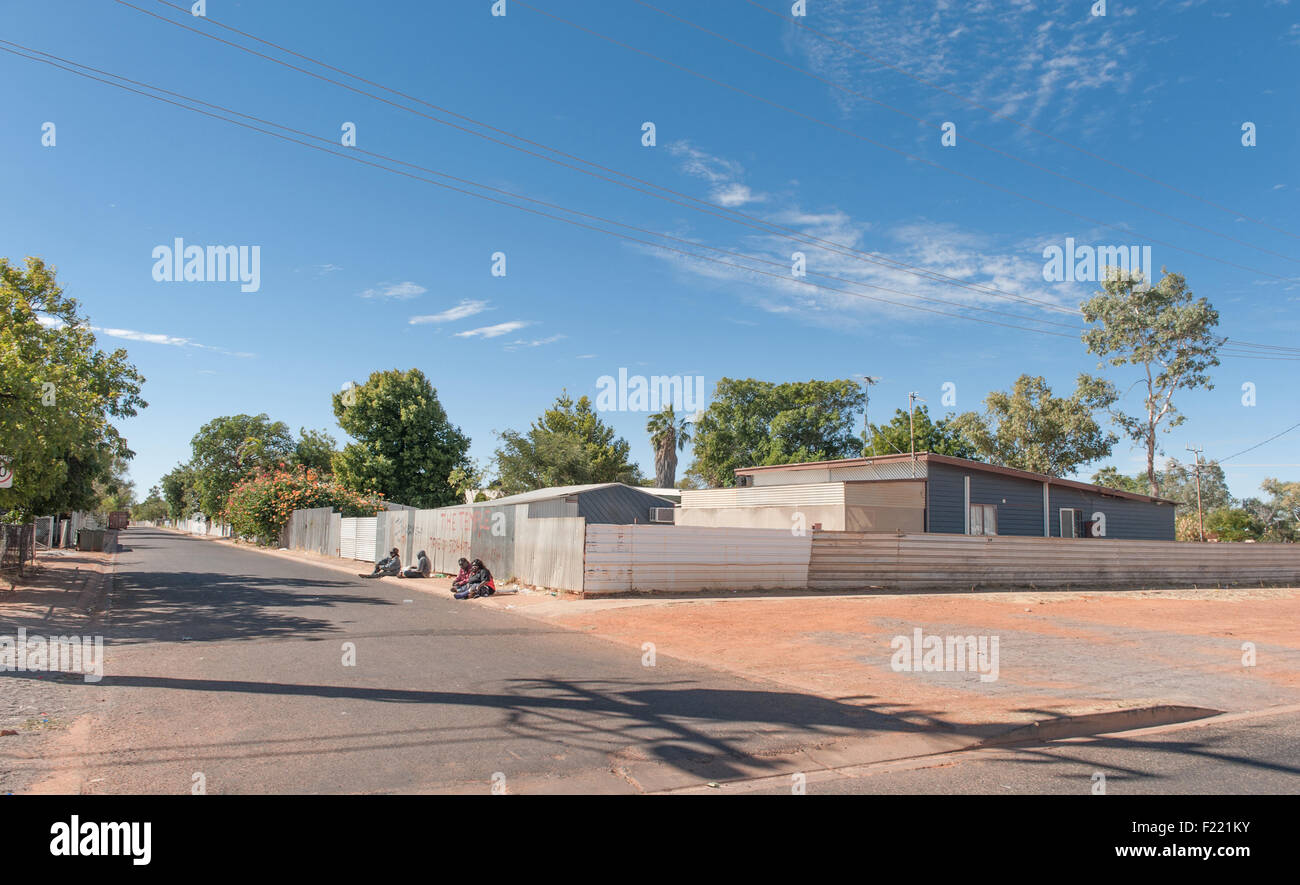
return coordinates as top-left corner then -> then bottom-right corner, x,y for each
653,432 -> 677,488
1146,431 -> 1159,497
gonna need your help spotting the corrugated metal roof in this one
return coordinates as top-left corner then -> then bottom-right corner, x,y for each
736,452 -> 1174,505
469,483 -> 674,524
577,484 -> 675,524
682,482 -> 847,508
466,483 -> 625,508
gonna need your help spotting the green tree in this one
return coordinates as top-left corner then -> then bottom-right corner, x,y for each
1158,458 -> 1233,511
131,486 -> 169,522
160,463 -> 199,520
1090,466 -> 1149,496
867,405 -> 976,460
1259,477 -> 1300,541
189,414 -> 294,520
494,391 -> 640,492
332,368 -> 469,508
646,405 -> 692,488
93,453 -> 136,512
447,460 -> 491,504
292,427 -> 338,474
689,378 -> 864,487
1078,269 -> 1224,496
952,375 -> 1115,476
0,256 -> 146,518
1092,457 -> 1233,508
1204,507 -> 1265,542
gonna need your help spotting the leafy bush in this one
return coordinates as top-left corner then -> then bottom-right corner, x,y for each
1204,508 -> 1265,542
225,465 -> 384,545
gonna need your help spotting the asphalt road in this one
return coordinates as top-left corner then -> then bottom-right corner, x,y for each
7,527 -> 942,794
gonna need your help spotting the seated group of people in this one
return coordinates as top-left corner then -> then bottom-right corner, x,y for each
360,550 -> 495,599
450,557 -> 495,599
359,548 -> 431,580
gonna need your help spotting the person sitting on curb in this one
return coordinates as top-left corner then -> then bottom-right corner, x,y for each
454,559 -> 495,599
400,550 -> 431,579
449,557 -> 472,594
360,548 -> 401,579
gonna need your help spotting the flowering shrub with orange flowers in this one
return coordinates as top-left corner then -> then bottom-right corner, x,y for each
225,465 -> 385,545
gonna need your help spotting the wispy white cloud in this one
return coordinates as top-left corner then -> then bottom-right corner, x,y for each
38,315 -> 254,357
358,281 -> 426,300
668,140 -> 766,207
633,202 -> 1076,333
504,334 -> 565,351
454,320 -> 530,339
409,299 -> 490,325
790,0 -> 1155,131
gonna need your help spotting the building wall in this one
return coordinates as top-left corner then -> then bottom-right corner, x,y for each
677,503 -> 846,531
925,461 -> 1174,540
678,481 -> 925,532
843,480 -> 925,532
1049,486 -> 1176,541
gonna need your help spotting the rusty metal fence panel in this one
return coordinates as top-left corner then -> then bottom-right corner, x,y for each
0,523 -> 36,574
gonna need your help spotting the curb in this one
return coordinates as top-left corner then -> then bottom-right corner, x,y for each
151,526 -> 463,599
978,704 -> 1221,747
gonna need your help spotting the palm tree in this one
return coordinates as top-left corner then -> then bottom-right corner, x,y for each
646,406 -> 692,488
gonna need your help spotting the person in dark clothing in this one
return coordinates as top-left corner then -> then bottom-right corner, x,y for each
449,557 -> 472,594
454,558 -> 495,599
400,550 -> 431,579
360,548 -> 401,578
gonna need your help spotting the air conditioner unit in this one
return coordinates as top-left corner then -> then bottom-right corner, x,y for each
649,507 -> 675,524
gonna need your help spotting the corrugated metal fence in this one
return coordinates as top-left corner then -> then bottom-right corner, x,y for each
287,507 -> 340,558
583,524 -> 812,595
284,503 -> 586,590
385,504 -> 585,590
808,532 -> 1300,591
280,509 -> 1300,596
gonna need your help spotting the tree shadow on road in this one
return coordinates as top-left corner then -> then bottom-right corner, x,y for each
16,671 -> 958,783
55,569 -> 394,645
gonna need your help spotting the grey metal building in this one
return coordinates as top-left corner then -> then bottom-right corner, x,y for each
728,452 -> 1177,541
466,483 -> 674,524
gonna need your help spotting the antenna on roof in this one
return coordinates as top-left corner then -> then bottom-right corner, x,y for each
854,375 -> 881,456
907,392 -> 926,477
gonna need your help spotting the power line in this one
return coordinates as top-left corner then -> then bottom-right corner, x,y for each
116,0 -> 1300,357
1,39 -> 1094,334
114,0 -> 1082,319
6,40 -> 1295,364
740,0 -> 1300,244
1219,420 -> 1300,463
0,41 -> 1092,340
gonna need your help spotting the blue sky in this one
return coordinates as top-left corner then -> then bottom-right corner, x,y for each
2,0 -> 1297,499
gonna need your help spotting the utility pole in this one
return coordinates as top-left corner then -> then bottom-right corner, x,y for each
855,375 -> 880,456
1186,445 -> 1205,542
908,392 -> 924,478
